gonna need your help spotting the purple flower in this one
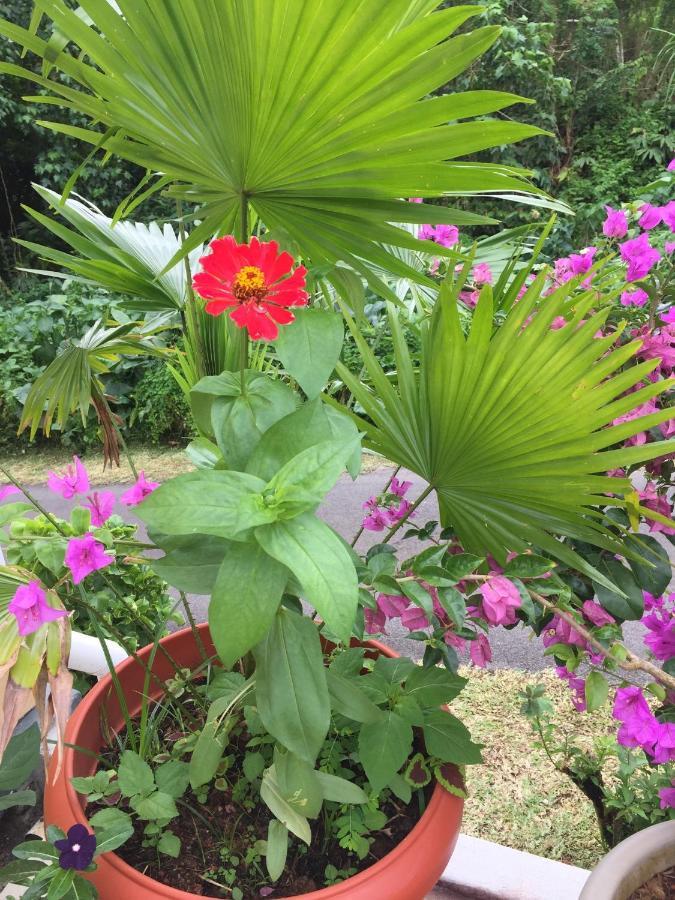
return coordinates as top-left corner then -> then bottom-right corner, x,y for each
542,614 -> 587,650
555,666 -> 586,712
666,242 -> 675,255
65,534 -> 113,584
55,824 -> 96,870
658,783 -> 675,809
47,456 -> 89,499
620,233 -> 662,282
377,593 -> 409,618
8,581 -> 68,636
0,484 -> 21,503
614,686 -> 652,723
469,634 -> 491,667
662,201 -> 675,233
401,605 -> 430,632
361,498 -> 390,532
420,224 -> 459,248
84,491 -> 116,527
620,288 -> 649,307
638,203 -> 663,230
390,477 -> 412,498
668,159 -> 675,172
582,601 -> 615,627
651,722 -> 675,764
569,246 -> 597,276
478,576 -> 521,626
120,471 -> 159,506
364,605 -> 386,634
472,262 -> 493,286
602,206 -> 628,238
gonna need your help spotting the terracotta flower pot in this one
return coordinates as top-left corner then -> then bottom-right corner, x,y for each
579,820 -> 675,900
45,624 -> 464,900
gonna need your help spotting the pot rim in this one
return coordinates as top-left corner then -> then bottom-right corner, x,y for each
579,819 -> 675,900
54,624 -> 463,900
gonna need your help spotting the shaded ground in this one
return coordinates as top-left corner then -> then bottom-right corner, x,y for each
9,464 -> 649,671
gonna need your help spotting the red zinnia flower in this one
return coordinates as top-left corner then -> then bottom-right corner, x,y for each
192,236 -> 309,341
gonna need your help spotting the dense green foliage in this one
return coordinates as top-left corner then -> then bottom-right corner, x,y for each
0,277 -> 188,450
450,0 -> 674,253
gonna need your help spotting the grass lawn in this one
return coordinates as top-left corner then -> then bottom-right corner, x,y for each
455,667 -> 611,869
0,445 -> 390,484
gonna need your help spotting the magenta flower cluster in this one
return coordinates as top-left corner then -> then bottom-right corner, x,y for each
364,567 -> 527,670
642,592 -> 675,661
613,686 -> 675,766
3,457 -> 161,637
361,476 -> 414,532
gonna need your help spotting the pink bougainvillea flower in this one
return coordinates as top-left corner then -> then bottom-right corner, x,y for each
602,205 -> 628,238
47,456 -> 89,499
459,289 -> 479,309
662,201 -> 675,232
420,224 -> 459,248
478,576 -> 521,626
364,605 -> 386,635
639,482 -> 675,534
84,491 -> 116,527
192,236 -> 309,341
401,605 -> 430,632
612,399 -> 657,446
555,666 -> 587,712
120,471 -> 159,507
377,593 -> 409,618
390,476 -> 412,498
0,484 -> 21,502
472,262 -> 493,286
581,600 -> 615,627
8,581 -> 67,636
65,534 -> 113,584
659,783 -> 675,809
542,613 -> 587,650
469,633 -> 492,667
620,288 -> 649,307
668,159 -> 675,171
620,233 -> 662,282
638,203 -> 664,230
569,246 -> 597,277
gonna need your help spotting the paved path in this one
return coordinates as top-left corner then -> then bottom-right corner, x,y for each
17,469 -> 649,672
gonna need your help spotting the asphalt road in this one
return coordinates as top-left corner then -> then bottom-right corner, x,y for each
13,468 -> 650,672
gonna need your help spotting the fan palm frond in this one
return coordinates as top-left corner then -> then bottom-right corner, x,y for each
333,265 -> 675,582
17,185 -> 203,311
0,1 -> 558,294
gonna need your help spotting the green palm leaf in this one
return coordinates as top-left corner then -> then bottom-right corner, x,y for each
20,320 -> 166,462
333,266 -> 675,580
17,185 -> 203,312
0,1 -> 554,287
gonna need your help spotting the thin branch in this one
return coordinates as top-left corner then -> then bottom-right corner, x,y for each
529,590 -> 675,692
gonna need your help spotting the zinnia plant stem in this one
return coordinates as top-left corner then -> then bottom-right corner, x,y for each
180,591 -> 207,662
529,590 -> 675,692
239,191 -> 250,394
382,483 -> 434,544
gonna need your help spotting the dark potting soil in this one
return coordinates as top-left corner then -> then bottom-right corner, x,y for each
88,714 -> 431,898
629,866 -> 675,900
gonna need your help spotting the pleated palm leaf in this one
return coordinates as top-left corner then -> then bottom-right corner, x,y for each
0,1 -> 552,293
20,320 -> 166,464
17,184 -> 242,380
334,267 -> 675,579
18,185 -> 203,312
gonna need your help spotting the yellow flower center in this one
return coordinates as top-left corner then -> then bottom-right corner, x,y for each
232,265 -> 267,300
